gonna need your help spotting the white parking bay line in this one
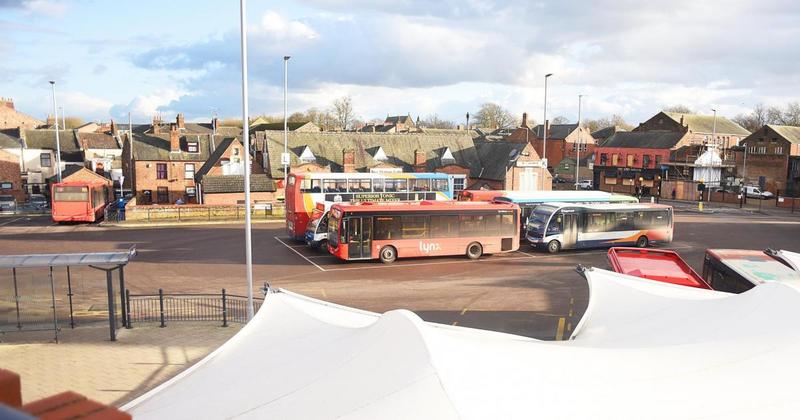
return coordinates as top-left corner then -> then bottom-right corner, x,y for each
0,217 -> 25,227
274,237 -> 326,272
323,254 -> 537,272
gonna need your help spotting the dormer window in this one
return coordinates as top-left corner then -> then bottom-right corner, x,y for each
441,147 -> 455,164
187,141 -> 199,153
299,145 -> 316,163
372,146 -> 388,162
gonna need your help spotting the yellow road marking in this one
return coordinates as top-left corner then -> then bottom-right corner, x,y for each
567,322 -> 572,332
460,308 -> 469,316
321,289 -> 328,299
555,317 -> 566,341
452,321 -> 459,326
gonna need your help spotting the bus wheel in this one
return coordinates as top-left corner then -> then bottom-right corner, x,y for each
466,242 -> 483,260
319,240 -> 329,254
636,236 -> 649,248
379,246 -> 397,264
547,240 -> 561,254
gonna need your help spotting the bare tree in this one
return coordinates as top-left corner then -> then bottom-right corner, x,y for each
734,102 -> 800,131
664,104 -> 693,114
584,114 -> 633,132
331,96 -> 356,131
421,114 -> 455,129
733,104 -> 767,132
551,116 -> 569,125
473,103 -> 518,129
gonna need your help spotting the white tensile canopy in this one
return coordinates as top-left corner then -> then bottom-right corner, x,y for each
124,268 -> 800,419
693,148 -> 723,186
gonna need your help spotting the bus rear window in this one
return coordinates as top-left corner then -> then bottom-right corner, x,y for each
54,186 -> 89,202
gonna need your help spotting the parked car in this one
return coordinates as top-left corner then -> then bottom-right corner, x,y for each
28,194 -> 49,210
553,176 -> 568,184
0,195 -> 17,213
743,186 -> 774,200
713,188 -> 735,194
576,180 -> 593,190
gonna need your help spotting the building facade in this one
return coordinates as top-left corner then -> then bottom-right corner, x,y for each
735,125 -> 800,194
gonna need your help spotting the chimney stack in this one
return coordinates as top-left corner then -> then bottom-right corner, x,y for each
110,119 -> 117,136
152,116 -> 162,134
176,113 -> 185,130
413,150 -> 426,172
521,112 -> 528,128
0,97 -> 14,110
212,117 -> 218,133
343,149 -> 355,173
169,123 -> 180,152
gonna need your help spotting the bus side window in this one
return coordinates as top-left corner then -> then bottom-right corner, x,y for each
547,212 -> 563,235
310,179 -> 321,192
613,212 -> 634,231
300,179 -> 312,192
501,213 -> 516,236
373,179 -> 385,192
585,212 -> 605,232
430,215 -> 459,238
401,216 -> 428,239
374,217 -> 400,240
459,214 -> 485,237
324,180 -> 336,193
433,179 -> 449,192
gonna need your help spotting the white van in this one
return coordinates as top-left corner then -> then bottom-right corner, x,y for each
743,186 -> 774,200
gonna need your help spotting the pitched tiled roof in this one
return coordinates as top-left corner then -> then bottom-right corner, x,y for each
251,121 -> 316,132
0,131 -> 22,148
261,131 -> 481,178
22,129 -> 80,151
77,132 -> 120,149
131,133 -> 221,161
601,131 -> 685,149
194,137 -> 238,179
591,126 -> 625,140
769,125 -> 800,145
532,124 -> 578,140
474,139 -> 531,181
200,174 -> 276,193
664,112 -> 750,136
385,115 -> 412,124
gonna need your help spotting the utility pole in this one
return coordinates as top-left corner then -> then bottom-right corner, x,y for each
239,0 -> 255,321
575,94 -> 583,190
49,81 -> 62,183
283,56 -> 290,188
128,111 -> 133,196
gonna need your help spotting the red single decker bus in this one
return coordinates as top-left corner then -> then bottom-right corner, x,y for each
51,181 -> 110,223
327,201 -> 520,263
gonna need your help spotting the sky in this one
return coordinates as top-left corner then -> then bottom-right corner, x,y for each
1,0 -> 799,126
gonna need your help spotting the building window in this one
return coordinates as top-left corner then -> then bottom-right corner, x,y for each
142,190 -> 152,204
612,154 -> 619,166
774,147 -> 783,155
233,147 -> 240,156
156,163 -> 167,179
600,153 -> 608,165
157,187 -> 169,204
452,175 -> 466,193
0,182 -> 11,189
184,163 -> 195,179
655,155 -> 662,165
642,155 -> 651,167
40,153 -> 52,167
757,146 -> 767,154
627,154 -> 635,167
187,142 -> 199,153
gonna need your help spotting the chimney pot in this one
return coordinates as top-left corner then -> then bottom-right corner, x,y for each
521,112 -> 528,128
177,113 -> 185,130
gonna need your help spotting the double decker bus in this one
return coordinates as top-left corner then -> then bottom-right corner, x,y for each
327,201 -> 520,263
526,202 -> 673,253
51,181 -> 110,223
286,172 -> 455,240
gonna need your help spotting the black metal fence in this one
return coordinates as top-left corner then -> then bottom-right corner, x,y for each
125,289 -> 264,328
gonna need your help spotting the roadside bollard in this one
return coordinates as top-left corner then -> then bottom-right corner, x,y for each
698,201 -> 704,212
159,288 -> 166,328
221,288 -> 228,327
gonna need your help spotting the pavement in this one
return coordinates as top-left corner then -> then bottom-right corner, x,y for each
1,210 -> 799,407
0,322 -> 241,407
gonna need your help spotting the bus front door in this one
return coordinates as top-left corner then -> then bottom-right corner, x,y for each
562,212 -> 579,248
347,217 -> 372,259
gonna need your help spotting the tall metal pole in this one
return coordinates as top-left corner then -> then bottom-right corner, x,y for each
49,81 -> 62,183
239,0 -> 255,321
542,73 -> 552,190
128,112 -> 133,195
283,56 -> 290,188
575,94 -> 583,190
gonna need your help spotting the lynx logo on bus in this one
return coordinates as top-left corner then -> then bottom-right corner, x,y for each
419,242 -> 442,253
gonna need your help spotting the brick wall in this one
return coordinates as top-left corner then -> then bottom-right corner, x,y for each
734,151 -> 788,193
134,160 -> 205,204
202,191 -> 276,205
0,149 -> 24,201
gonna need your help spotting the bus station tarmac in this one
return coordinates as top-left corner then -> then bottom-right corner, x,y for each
2,210 -> 800,405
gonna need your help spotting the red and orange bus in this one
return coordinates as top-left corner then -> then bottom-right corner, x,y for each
327,201 -> 520,263
285,172 -> 456,240
51,181 -> 110,223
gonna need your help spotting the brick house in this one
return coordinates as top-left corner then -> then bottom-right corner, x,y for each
634,111 -> 750,160
123,124 -> 222,205
0,148 -> 24,202
506,114 -> 595,172
734,125 -> 800,194
0,98 -> 43,130
473,134 -> 551,191
593,131 -> 684,194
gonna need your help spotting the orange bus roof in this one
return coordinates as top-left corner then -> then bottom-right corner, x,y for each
331,200 -> 518,213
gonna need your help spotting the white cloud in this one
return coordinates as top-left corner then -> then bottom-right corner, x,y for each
253,10 -> 318,41
22,0 -> 66,16
59,90 -> 112,118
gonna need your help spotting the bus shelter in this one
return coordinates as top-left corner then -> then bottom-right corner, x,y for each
0,247 -> 136,342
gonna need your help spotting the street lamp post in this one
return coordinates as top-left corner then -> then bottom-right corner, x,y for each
49,81 -> 62,183
575,94 -> 583,190
283,56 -> 290,188
542,74 -> 553,169
239,0 -> 255,320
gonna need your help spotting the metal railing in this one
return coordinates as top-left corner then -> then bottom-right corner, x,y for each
125,288 -> 264,328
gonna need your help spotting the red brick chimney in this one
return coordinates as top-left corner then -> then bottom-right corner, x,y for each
169,123 -> 180,152
343,149 -> 355,173
110,119 -> 117,135
0,97 -> 14,110
413,150 -> 426,172
176,113 -> 185,130
152,116 -> 161,134
521,112 -> 529,128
